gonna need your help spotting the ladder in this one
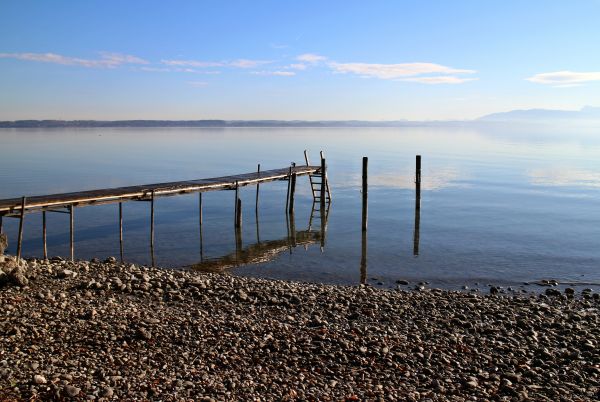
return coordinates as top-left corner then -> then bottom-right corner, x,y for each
304,150 -> 332,205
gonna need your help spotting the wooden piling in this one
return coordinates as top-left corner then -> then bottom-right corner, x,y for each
42,211 -> 47,259
0,215 -> 3,234
289,172 -> 297,214
236,198 -> 242,229
285,166 -> 292,213
255,164 -> 260,214
69,204 -> 74,261
320,158 -> 326,210
362,157 -> 368,232
150,191 -> 155,253
360,230 -> 367,284
414,155 -> 421,256
234,182 -> 239,227
199,193 -> 204,261
119,202 -> 123,262
16,197 -> 26,259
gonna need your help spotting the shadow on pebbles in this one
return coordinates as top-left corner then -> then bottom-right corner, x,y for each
0,255 -> 599,401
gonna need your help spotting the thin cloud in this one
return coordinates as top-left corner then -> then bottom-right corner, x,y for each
229,59 -> 272,68
296,53 -> 327,63
188,81 -> 209,88
141,66 -> 221,74
251,70 -> 295,76
401,76 -> 478,84
288,63 -> 307,70
329,62 -> 476,80
526,71 -> 600,86
0,51 -> 149,68
161,59 -> 224,68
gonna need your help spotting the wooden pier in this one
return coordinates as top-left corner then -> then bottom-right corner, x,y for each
0,151 -> 332,261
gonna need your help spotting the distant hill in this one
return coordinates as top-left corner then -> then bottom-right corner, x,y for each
477,106 -> 600,122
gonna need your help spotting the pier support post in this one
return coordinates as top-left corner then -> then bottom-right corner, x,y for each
0,215 -> 3,234
285,166 -> 292,213
255,164 -> 260,214
199,193 -> 204,261
119,202 -> 123,262
289,172 -> 297,214
42,211 -> 47,259
320,158 -> 327,212
150,191 -> 155,258
362,157 -> 368,232
17,197 -> 26,259
236,198 -> 242,229
69,204 -> 74,261
414,155 -> 421,256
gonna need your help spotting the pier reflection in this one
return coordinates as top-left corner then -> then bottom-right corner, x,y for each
189,201 -> 329,273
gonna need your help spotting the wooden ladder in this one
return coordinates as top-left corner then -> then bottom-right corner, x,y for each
304,150 -> 332,206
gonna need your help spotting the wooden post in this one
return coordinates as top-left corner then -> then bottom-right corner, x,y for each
289,172 -> 297,214
119,202 -> 124,262
255,164 -> 260,214
234,182 -> 239,227
320,158 -> 326,211
199,193 -> 204,262
360,230 -> 367,284
414,155 -> 421,256
150,191 -> 155,254
42,211 -> 47,259
0,215 -> 3,234
235,198 -> 242,229
69,204 -> 74,261
16,197 -> 26,259
362,157 -> 368,232
285,166 -> 292,213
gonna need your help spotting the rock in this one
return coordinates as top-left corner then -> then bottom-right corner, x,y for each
395,280 -> 409,285
564,288 -> 575,296
101,386 -> 114,398
0,233 -> 7,255
104,256 -> 117,263
490,286 -> 499,294
0,257 -> 29,287
545,288 -> 561,297
33,374 -> 47,384
65,384 -> 81,397
136,327 -> 152,340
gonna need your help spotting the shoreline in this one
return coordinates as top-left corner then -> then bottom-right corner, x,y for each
1,255 -> 599,400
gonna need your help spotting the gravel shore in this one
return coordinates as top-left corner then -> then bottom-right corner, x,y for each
1,255 -> 599,401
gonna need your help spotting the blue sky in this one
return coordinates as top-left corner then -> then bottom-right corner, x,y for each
1,0 -> 600,120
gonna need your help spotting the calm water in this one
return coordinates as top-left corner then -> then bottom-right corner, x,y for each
2,126 -> 600,291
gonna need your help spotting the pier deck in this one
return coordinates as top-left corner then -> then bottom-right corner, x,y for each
0,165 -> 320,214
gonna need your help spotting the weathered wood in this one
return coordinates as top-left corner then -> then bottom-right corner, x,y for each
199,193 -> 204,262
320,158 -> 326,210
69,204 -> 74,261
0,215 -> 3,234
17,197 -> 26,259
42,211 -> 47,259
255,164 -> 260,214
119,202 -> 123,262
285,166 -> 292,213
360,230 -> 367,284
320,151 -> 332,202
150,191 -> 155,253
362,157 -> 368,232
234,182 -> 239,227
235,198 -> 242,229
289,173 -> 297,214
414,155 -> 421,256
0,165 -> 320,214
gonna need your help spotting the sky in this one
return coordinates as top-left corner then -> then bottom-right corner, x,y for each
1,0 -> 600,121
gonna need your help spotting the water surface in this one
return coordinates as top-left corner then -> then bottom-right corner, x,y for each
2,126 -> 600,291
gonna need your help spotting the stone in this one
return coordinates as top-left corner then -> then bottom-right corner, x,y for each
0,233 -> 7,255
101,386 -> 114,397
65,385 -> 81,397
33,374 -> 47,384
396,280 -> 409,285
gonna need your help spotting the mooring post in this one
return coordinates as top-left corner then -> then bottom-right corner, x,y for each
255,164 -> 260,214
320,158 -> 326,211
360,230 -> 367,285
289,172 -> 297,214
285,165 -> 292,213
414,155 -> 422,256
234,182 -> 239,227
69,204 -> 74,261
199,193 -> 204,262
362,157 -> 368,232
236,198 -> 242,229
150,190 -> 155,254
0,215 -> 3,234
119,202 -> 124,262
16,196 -> 26,259
42,211 -> 47,259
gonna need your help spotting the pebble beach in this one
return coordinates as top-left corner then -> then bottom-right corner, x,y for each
1,254 -> 599,401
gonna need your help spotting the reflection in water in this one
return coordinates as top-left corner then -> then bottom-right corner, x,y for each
360,230 -> 367,284
335,167 -> 461,191
529,167 -> 600,188
189,202 -> 328,273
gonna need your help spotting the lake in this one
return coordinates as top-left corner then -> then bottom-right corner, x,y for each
2,126 -> 600,291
